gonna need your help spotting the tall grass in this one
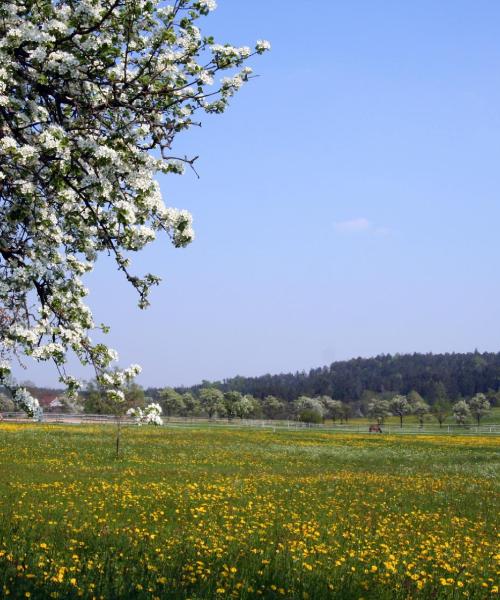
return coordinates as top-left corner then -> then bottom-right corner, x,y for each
0,424 -> 498,599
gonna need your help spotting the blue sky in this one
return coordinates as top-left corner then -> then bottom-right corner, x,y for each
18,0 -> 500,387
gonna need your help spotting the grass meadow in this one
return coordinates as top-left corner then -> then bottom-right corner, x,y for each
0,424 -> 498,599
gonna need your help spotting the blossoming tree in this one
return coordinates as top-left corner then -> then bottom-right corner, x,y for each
0,0 -> 269,412
389,394 -> 411,428
467,393 -> 490,426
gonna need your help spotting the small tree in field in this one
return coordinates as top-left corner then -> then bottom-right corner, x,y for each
262,395 -> 285,420
95,367 -> 143,456
233,395 -> 254,419
293,396 -> 324,423
452,400 -> 471,426
367,398 -> 391,425
0,392 -> 15,412
431,400 -> 450,428
0,0 -> 270,404
247,396 -> 264,418
159,388 -> 184,419
83,378 -> 146,414
321,397 -> 343,423
341,402 -> 352,423
467,393 -> 490,426
390,395 -> 411,428
412,400 -> 429,428
222,391 -> 242,420
180,393 -> 201,417
199,387 -> 224,419
407,389 -> 426,407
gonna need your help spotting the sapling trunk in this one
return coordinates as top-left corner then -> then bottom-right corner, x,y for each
115,416 -> 122,458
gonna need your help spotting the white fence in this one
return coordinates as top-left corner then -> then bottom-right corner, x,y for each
1,412 -> 499,435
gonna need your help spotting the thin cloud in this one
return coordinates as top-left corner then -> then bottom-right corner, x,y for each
334,218 -> 391,236
334,217 -> 372,233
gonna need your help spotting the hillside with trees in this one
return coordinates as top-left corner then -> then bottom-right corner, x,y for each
4,352 -> 499,424
174,351 -> 500,405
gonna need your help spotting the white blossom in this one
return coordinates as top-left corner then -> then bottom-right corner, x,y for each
127,402 -> 163,426
0,360 -> 11,373
107,389 -> 125,404
198,70 -> 214,85
199,0 -> 217,11
13,388 -> 40,417
0,0 -> 269,394
256,40 -> 271,53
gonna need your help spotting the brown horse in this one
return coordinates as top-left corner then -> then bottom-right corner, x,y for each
368,424 -> 382,433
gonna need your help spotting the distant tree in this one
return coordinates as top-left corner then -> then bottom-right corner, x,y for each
452,400 -> 471,426
125,383 -> 146,410
247,396 -> 264,418
262,395 -> 285,420
59,395 -> 83,414
367,399 -> 391,425
430,400 -> 450,428
83,381 -> 113,414
297,408 -> 323,424
486,389 -> 500,408
467,393 -> 491,426
412,400 -> 430,428
235,395 -> 263,419
233,395 -> 254,419
293,396 -> 324,423
83,378 -> 146,415
180,393 -> 201,417
360,390 -> 378,416
407,390 -> 426,408
159,388 -> 184,419
341,402 -> 352,423
0,392 -> 15,412
199,388 -> 224,419
321,398 -> 344,423
390,395 -> 411,428
223,391 -> 242,420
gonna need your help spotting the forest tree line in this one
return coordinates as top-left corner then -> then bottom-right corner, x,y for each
3,352 -> 498,424
174,351 -> 500,404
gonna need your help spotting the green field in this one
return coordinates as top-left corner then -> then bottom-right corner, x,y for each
0,424 -> 498,599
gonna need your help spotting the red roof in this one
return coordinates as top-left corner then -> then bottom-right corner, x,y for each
36,393 -> 60,407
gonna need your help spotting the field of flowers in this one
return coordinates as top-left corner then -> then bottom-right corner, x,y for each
0,425 -> 498,599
